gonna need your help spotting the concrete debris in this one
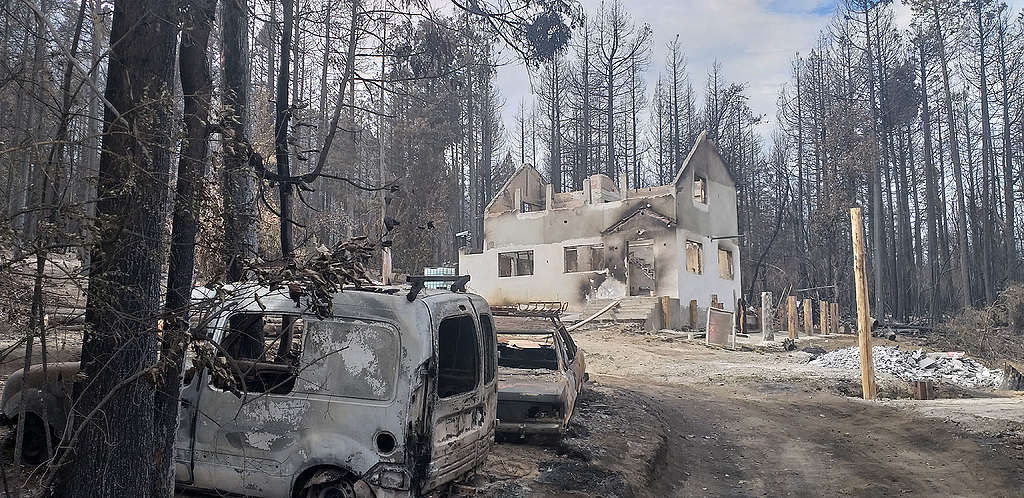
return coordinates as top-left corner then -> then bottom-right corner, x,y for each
810,346 -> 1003,390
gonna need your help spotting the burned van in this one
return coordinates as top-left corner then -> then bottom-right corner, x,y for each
1,279 -> 498,497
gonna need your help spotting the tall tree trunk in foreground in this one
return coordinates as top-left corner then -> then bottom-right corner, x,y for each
51,0 -> 178,495
222,0 -> 259,280
151,0 -> 217,494
277,0 -> 296,258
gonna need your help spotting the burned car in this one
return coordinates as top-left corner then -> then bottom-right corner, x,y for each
491,303 -> 586,436
0,277 -> 497,498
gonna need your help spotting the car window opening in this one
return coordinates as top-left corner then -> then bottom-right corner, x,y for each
559,330 -> 577,361
497,335 -> 559,370
437,315 -> 480,397
479,314 -> 497,384
216,313 -> 304,394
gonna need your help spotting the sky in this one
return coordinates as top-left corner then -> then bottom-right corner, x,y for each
491,0 -> 1021,150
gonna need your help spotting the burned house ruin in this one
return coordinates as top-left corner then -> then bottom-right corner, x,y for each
459,131 -> 741,327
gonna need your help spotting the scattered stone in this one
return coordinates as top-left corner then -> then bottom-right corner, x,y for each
810,346 -> 1003,390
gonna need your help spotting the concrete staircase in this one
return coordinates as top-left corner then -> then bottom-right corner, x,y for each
576,296 -> 663,328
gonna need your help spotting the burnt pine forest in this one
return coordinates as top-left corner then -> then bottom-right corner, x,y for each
0,0 -> 1022,495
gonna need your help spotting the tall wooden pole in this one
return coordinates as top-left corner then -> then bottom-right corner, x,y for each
787,296 -> 797,339
831,302 -> 840,334
851,207 -> 877,399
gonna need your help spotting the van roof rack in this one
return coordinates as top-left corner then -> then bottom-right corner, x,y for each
406,275 -> 471,301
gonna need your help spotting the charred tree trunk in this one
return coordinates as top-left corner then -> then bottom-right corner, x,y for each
276,0 -> 296,258
920,38 -> 941,319
997,18 -> 1018,281
222,0 -> 259,281
933,3 -> 972,309
151,0 -> 216,494
975,2 -> 995,304
50,0 -> 178,495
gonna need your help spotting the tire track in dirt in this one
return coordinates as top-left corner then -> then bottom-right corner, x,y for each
613,377 -> 1024,497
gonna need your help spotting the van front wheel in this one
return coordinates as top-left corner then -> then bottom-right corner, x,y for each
301,469 -> 378,498
303,480 -> 355,498
19,413 -> 51,465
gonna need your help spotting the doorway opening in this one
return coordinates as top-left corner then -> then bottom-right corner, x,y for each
626,239 -> 656,296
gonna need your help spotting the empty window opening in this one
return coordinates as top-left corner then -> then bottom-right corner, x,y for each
437,315 -> 480,397
497,334 -> 560,371
564,245 -> 605,273
718,246 -> 734,280
480,314 -> 497,384
564,247 -> 578,273
693,176 -> 707,204
521,201 -> 543,212
498,250 -> 534,277
216,313 -> 304,394
686,240 -> 703,275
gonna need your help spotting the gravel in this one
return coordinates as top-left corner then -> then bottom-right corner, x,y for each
810,346 -> 1003,390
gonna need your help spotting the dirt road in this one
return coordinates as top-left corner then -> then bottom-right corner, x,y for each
0,320 -> 1021,497
476,327 -> 1024,497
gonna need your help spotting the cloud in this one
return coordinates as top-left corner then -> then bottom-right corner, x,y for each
494,0 -> 833,149
493,0 -> 1024,153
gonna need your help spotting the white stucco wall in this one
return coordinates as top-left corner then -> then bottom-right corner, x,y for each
672,135 -> 743,323
462,134 -> 742,323
676,229 -> 742,320
459,239 -> 613,308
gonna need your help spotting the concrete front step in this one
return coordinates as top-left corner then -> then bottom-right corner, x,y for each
578,297 -> 663,323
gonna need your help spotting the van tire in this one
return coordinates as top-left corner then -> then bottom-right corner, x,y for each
19,413 -> 50,465
303,479 -> 378,498
297,467 -> 374,498
302,480 -> 355,498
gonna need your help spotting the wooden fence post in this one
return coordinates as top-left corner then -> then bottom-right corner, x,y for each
831,302 -> 839,334
851,208 -> 877,400
803,298 -> 813,336
819,301 -> 828,335
761,291 -> 774,341
787,296 -> 797,339
689,299 -> 698,328
660,296 -> 671,329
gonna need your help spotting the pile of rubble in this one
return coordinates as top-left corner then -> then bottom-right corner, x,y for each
810,346 -> 1003,390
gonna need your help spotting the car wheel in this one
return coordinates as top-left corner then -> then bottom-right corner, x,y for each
20,413 -> 50,465
303,480 -> 356,498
